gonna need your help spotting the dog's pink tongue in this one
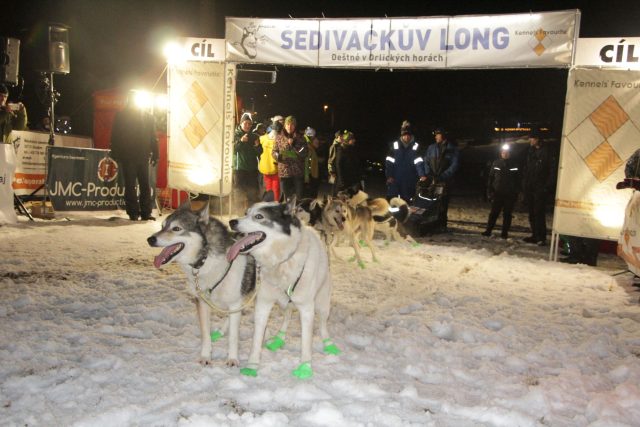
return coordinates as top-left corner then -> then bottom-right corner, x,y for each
153,244 -> 179,268
227,234 -> 258,262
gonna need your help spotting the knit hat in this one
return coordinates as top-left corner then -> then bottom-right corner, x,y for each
240,112 -> 252,123
529,128 -> 541,139
305,126 -> 316,137
272,115 -> 284,123
284,115 -> 296,126
432,128 -> 446,136
0,84 -> 7,95
400,120 -> 412,135
253,123 -> 266,133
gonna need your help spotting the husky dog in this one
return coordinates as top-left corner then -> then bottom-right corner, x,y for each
147,202 -> 256,367
228,198 -> 340,378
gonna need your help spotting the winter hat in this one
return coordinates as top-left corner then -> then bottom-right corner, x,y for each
529,128 -> 541,139
343,131 -> 355,142
272,115 -> 284,123
284,115 -> 297,126
432,127 -> 446,136
0,84 -> 8,95
253,123 -> 266,133
305,126 -> 316,137
240,112 -> 252,123
400,120 -> 412,135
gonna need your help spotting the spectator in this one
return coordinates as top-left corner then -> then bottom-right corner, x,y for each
303,126 -> 320,198
253,122 -> 267,137
272,115 -> 308,201
420,127 -> 459,232
385,121 -> 425,203
482,144 -> 520,239
110,93 -> 158,221
233,112 -> 261,212
522,128 -> 555,246
625,148 -> 640,179
0,84 -> 27,142
328,130 -> 344,195
336,131 -> 363,193
258,115 -> 283,202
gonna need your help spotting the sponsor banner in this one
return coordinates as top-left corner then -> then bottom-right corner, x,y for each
225,10 -> 578,68
167,61 -> 234,195
46,146 -> 125,211
575,37 -> 640,69
553,68 -> 640,240
11,130 -> 93,196
174,37 -> 226,62
0,144 -> 18,224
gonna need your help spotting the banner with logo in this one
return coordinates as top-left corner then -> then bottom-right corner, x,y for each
225,10 -> 578,68
167,61 -> 235,195
574,37 -> 640,69
11,130 -> 93,196
553,68 -> 640,240
0,144 -> 18,224
46,146 -> 125,211
172,37 -> 225,62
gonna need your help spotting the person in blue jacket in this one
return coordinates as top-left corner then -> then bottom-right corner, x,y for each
385,121 -> 425,203
420,128 -> 460,232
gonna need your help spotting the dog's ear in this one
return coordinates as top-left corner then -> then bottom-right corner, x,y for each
285,196 -> 297,216
196,200 -> 210,224
177,200 -> 192,212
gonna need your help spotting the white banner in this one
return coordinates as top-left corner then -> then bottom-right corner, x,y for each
11,131 -> 93,196
575,38 -> 640,69
174,37 -> 226,62
225,11 -> 578,69
167,61 -> 235,196
554,68 -> 640,240
0,144 -> 18,224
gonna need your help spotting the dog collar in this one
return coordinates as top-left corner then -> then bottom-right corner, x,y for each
190,254 -> 207,270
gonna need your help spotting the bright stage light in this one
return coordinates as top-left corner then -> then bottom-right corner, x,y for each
132,90 -> 154,110
163,41 -> 187,64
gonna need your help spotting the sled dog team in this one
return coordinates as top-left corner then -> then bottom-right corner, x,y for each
147,191 -> 413,378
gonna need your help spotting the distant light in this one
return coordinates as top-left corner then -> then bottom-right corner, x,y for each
501,144 -> 510,151
323,104 -> 329,112
163,41 -> 187,65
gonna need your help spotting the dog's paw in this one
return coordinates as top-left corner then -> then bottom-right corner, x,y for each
226,358 -> 239,367
292,362 -> 313,379
240,367 -> 258,377
198,358 -> 213,366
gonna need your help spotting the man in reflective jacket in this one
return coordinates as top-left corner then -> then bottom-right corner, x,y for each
385,121 -> 425,203
482,144 -> 520,239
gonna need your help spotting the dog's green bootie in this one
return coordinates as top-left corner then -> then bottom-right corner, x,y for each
240,367 -> 258,377
210,330 -> 223,342
323,339 -> 342,355
292,362 -> 313,379
411,241 -> 420,248
358,260 -> 366,269
265,331 -> 285,351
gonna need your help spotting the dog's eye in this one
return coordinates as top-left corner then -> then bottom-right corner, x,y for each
254,214 -> 264,220
172,226 -> 182,232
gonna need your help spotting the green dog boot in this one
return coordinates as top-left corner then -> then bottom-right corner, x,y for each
292,362 -> 313,379
323,339 -> 342,355
265,331 -> 286,351
240,367 -> 258,377
210,330 -> 223,342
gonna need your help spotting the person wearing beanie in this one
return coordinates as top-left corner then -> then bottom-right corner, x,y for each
385,120 -> 426,203
233,112 -> 261,212
0,84 -> 28,143
419,127 -> 460,232
272,115 -> 308,200
253,123 -> 267,136
335,130 -> 363,193
303,126 -> 320,198
327,130 -> 345,195
258,115 -> 284,202
521,128 -> 555,246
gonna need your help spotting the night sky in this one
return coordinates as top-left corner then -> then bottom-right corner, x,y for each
4,0 -> 640,159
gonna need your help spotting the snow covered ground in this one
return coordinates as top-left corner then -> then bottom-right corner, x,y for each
1,197 -> 640,426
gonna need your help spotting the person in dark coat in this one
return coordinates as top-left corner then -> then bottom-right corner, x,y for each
482,144 -> 520,239
233,112 -> 261,211
110,95 -> 158,221
385,121 -> 425,203
419,127 -> 460,232
521,129 -> 555,245
336,131 -> 362,193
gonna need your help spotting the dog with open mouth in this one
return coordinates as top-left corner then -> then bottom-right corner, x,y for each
147,201 -> 257,367
228,197 -> 340,378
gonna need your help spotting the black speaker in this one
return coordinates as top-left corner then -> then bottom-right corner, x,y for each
0,37 -> 20,85
48,24 -> 70,74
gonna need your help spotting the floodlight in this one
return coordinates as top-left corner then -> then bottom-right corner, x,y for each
163,41 -> 187,64
132,90 -> 153,110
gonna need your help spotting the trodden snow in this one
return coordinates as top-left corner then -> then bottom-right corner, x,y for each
1,200 -> 640,426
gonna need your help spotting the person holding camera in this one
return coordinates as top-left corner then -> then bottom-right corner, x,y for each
0,84 -> 27,143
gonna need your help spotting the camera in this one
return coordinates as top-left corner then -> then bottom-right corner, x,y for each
7,103 -> 20,111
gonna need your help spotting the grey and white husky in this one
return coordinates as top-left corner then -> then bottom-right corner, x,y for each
228,198 -> 340,379
147,202 -> 256,367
